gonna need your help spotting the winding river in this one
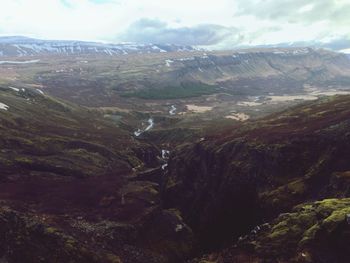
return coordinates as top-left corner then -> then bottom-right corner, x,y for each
169,105 -> 177,115
134,118 -> 154,137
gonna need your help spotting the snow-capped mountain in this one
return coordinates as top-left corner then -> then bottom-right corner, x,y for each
0,36 -> 196,57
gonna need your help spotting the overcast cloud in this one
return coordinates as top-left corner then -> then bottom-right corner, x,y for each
0,0 -> 349,51
119,19 -> 239,46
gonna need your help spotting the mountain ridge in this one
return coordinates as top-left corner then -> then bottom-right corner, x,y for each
0,36 -> 197,57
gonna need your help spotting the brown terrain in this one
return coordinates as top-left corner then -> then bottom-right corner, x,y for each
0,44 -> 350,262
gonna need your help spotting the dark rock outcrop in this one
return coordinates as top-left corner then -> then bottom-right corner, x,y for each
164,95 -> 350,257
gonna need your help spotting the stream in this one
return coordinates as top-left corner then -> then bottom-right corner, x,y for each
134,118 -> 154,137
169,105 -> 176,115
161,149 -> 170,170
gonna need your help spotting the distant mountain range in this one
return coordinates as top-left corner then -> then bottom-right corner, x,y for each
0,36 -> 197,57
1,36 -> 350,58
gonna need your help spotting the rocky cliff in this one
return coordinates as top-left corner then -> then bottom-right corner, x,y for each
164,95 -> 350,261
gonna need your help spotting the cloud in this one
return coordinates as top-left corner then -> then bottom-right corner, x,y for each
0,0 -> 348,51
228,0 -> 350,50
119,18 -> 238,46
0,0 -> 129,42
236,0 -> 349,23
319,37 -> 350,51
60,0 -> 73,8
87,0 -> 120,4
236,35 -> 350,53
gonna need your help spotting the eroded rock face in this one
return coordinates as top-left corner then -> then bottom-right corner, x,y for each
164,141 -> 261,249
193,198 -> 350,263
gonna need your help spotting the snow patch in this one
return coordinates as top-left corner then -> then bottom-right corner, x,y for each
9,86 -> 19,92
273,51 -> 286,54
178,57 -> 195,61
0,102 -> 9,110
0,59 -> 40,64
292,48 -> 309,55
165,59 -> 174,67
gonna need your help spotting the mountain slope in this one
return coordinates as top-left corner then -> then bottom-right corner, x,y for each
28,48 -> 350,107
0,85 -> 154,179
0,86 -> 197,263
164,95 -> 350,258
1,46 -> 348,133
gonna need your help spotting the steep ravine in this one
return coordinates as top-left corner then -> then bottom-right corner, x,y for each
162,95 -> 350,260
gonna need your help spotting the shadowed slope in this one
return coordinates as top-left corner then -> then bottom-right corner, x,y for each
164,95 -> 350,256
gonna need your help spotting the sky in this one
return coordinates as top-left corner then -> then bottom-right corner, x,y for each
0,0 -> 349,51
